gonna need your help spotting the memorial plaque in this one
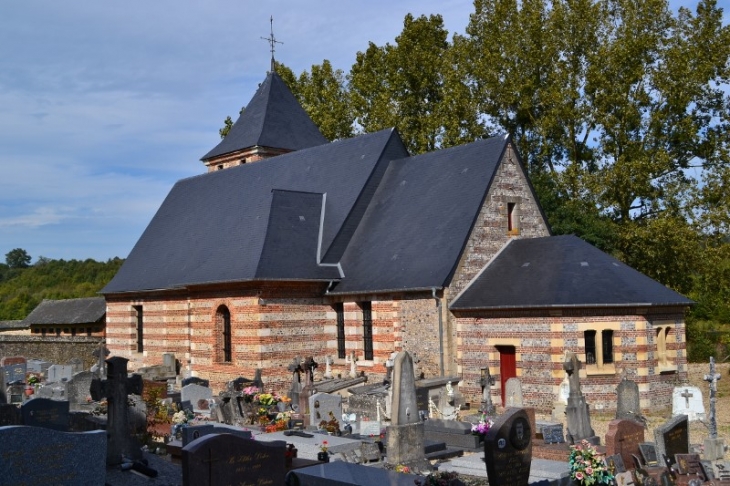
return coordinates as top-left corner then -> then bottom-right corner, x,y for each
359,420 -> 382,437
542,424 -> 565,444
2,357 -> 27,384
484,408 -> 532,486
714,461 -> 730,481
675,453 -> 705,479
605,419 -> 645,472
21,398 -> 70,431
605,454 -> 627,474
0,426 -> 106,486
615,471 -> 636,486
640,442 -> 659,466
182,433 -> 285,486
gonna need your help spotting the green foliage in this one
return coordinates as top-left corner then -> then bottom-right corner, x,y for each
0,257 -> 124,320
5,248 -> 31,269
686,319 -> 728,363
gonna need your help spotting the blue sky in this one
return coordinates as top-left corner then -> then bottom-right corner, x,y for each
0,1 -> 474,262
0,1 -> 724,263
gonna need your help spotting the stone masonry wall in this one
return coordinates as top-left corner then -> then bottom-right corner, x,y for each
0,335 -> 100,370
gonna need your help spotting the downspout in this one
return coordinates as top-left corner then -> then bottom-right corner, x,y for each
432,287 -> 444,376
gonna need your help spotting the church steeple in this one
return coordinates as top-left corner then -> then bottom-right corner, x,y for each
201,21 -> 327,172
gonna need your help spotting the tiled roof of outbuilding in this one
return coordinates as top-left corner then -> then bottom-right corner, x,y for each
22,297 -> 106,325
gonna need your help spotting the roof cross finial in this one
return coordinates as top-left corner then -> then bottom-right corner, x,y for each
261,16 -> 283,73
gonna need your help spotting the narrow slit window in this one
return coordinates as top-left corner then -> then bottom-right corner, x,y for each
584,330 -> 596,364
602,329 -> 614,364
361,302 -> 373,361
335,303 -> 346,359
133,305 -> 144,353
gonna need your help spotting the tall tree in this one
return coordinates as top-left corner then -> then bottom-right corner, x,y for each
5,248 -> 31,269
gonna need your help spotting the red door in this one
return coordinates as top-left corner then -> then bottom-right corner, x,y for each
498,346 -> 517,406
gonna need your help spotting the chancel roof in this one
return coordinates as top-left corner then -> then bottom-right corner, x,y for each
201,72 -> 327,161
450,235 -> 694,310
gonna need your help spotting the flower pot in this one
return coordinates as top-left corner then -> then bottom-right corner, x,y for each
317,452 -> 329,462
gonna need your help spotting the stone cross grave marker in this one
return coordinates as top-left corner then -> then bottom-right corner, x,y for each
563,350 -> 598,444
21,397 -> 70,431
616,378 -> 641,421
605,419 -> 645,472
181,432 -> 286,486
323,355 -> 334,379
672,386 -> 705,422
505,377 -> 523,407
90,356 -> 143,465
484,407 -> 532,486
654,414 -> 689,468
288,356 -> 303,412
0,425 -> 107,486
346,350 -> 357,378
91,340 -> 110,379
480,366 -> 496,415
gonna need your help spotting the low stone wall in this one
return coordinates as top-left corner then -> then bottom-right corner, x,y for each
0,335 -> 100,370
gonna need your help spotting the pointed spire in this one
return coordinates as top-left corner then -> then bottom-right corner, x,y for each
261,16 -> 283,73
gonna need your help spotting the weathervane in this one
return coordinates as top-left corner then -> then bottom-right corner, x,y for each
261,16 -> 283,73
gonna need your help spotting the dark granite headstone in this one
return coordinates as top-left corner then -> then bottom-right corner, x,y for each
655,415 -> 689,465
605,419 -> 645,471
675,453 -> 705,479
21,397 -> 70,431
182,433 -> 285,486
484,407 -> 532,486
640,442 -> 659,466
181,424 -> 216,446
0,426 -> 106,485
1,356 -> 27,384
542,424 -> 565,444
0,403 -> 21,426
285,460 -> 420,485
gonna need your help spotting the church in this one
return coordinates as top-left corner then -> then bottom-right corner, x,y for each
101,70 -> 692,413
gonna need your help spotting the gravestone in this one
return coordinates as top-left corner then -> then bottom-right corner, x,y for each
288,356 -> 304,413
310,392 -> 342,428
181,424 -> 216,446
2,356 -> 27,384
713,461 -> 730,481
0,403 -> 21,426
563,351 -> 598,444
36,381 -> 67,400
21,397 -> 70,431
26,359 -> 51,375
386,351 -> 430,473
66,371 -> 95,411
654,415 -> 689,465
182,433 -> 286,486
69,357 -> 84,374
90,356 -> 144,465
359,420 -> 382,437
483,407 -> 532,486
181,383 -> 213,413
181,377 -> 209,388
286,460 -> 420,486
505,377 -> 524,407
616,378 -> 641,421
0,426 -> 106,486
704,357 -> 725,461
672,386 -> 705,422
46,364 -> 75,383
605,419 -> 645,471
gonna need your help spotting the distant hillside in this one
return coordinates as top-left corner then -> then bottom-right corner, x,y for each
0,258 -> 124,320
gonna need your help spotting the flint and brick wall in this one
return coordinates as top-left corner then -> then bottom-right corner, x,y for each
454,307 -> 688,414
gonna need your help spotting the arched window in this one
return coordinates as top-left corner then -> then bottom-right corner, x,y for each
215,305 -> 232,363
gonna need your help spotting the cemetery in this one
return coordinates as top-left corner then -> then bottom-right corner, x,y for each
1,347 -> 730,485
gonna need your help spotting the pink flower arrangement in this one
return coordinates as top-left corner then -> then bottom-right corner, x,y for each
568,440 -> 613,485
470,414 -> 494,436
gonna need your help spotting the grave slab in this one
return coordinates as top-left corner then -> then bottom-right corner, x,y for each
673,387 -> 705,422
286,460 -> 420,485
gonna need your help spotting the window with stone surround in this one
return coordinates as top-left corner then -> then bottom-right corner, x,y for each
361,301 -> 373,361
501,196 -> 521,235
215,305 -> 232,363
583,326 -> 616,374
133,305 -> 143,353
335,303 -> 346,359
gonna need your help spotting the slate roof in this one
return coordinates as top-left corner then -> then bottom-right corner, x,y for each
330,136 -> 509,295
22,297 -> 106,325
102,129 -> 409,294
201,72 -> 328,161
450,235 -> 694,310
0,320 -> 27,331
